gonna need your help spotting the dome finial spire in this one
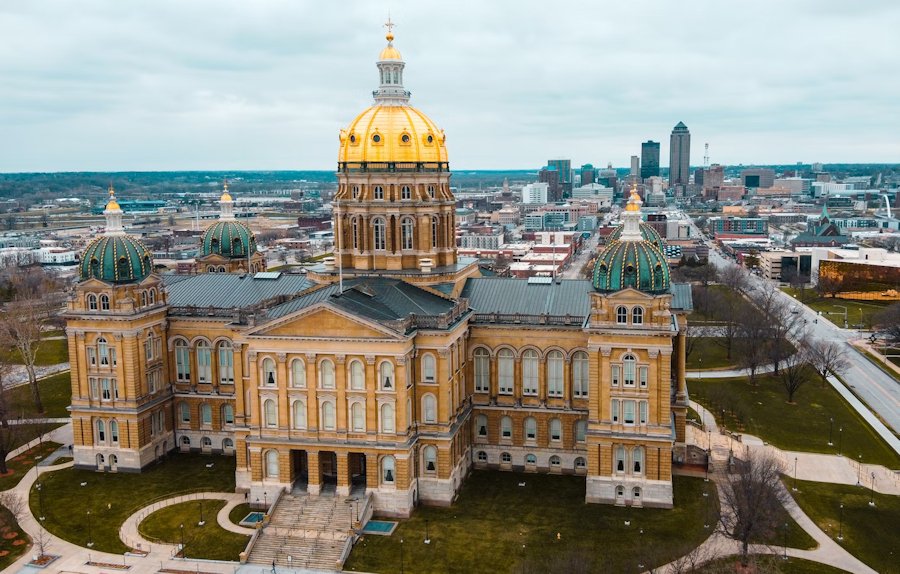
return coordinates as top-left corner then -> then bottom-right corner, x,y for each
620,184 -> 644,241
104,183 -> 124,235
220,179 -> 235,220
384,13 -> 395,43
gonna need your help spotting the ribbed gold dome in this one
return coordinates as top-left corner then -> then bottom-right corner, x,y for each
338,105 -> 447,164
379,43 -> 402,61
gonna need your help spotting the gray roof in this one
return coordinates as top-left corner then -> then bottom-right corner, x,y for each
166,273 -> 314,309
670,283 -> 693,311
461,278 -> 593,317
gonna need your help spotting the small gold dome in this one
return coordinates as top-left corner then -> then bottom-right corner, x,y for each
105,184 -> 121,211
379,42 -> 402,61
624,188 -> 643,212
338,104 -> 447,164
220,180 -> 233,202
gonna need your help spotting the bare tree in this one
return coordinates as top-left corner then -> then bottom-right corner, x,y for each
807,339 -> 850,387
815,274 -> 844,298
873,303 -> 900,343
779,343 -> 812,403
719,451 -> 788,567
719,264 -> 749,294
710,289 -> 748,360
748,284 -> 803,374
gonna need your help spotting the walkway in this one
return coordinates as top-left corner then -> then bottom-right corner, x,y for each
660,402 -> 887,573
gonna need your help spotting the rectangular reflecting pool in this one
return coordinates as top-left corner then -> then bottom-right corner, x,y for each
361,520 -> 398,535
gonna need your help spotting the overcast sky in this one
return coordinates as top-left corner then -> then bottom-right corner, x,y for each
2,0 -> 899,172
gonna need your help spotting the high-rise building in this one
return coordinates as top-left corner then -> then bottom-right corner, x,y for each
668,122 -> 691,187
740,168 -> 776,189
547,159 -> 572,197
641,141 -> 660,179
630,156 -> 640,178
597,163 -> 618,191
580,164 -> 596,186
522,182 -> 550,204
538,165 -> 562,202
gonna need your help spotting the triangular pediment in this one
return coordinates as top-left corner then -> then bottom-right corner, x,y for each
248,302 -> 402,340
603,287 -> 657,301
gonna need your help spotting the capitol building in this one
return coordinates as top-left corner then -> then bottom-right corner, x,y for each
64,28 -> 692,516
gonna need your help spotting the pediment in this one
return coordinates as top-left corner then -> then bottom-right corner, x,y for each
249,303 -> 402,340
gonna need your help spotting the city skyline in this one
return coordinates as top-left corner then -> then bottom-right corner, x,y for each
2,1 -> 899,172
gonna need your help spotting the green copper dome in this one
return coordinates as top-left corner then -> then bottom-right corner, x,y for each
80,235 -> 154,284
592,240 -> 670,294
608,222 -> 665,251
200,220 -> 257,259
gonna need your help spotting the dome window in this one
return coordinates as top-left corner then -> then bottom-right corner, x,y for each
372,134 -> 382,143
625,264 -> 635,274
117,256 -> 130,278
400,133 -> 411,144
349,134 -> 357,144
425,134 -> 434,144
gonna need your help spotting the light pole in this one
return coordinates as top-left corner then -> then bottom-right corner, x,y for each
857,455 -> 862,485
782,522 -> 788,560
703,489 -> 710,529
179,523 -> 185,557
792,457 -> 798,492
869,473 -> 876,507
198,499 -> 205,526
87,510 -> 93,547
264,491 -> 268,510
838,427 -> 843,455
400,538 -> 404,574
36,482 -> 45,521
837,504 -> 844,541
424,518 -> 431,544
828,417 -> 834,446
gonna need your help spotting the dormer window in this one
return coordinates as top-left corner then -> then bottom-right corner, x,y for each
616,306 -> 627,324
374,186 -> 384,200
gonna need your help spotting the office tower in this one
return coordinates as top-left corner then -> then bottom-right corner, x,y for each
547,159 -> 572,197
669,122 -> 691,187
630,156 -> 640,178
580,164 -> 596,186
641,141 -> 660,179
538,166 -> 561,202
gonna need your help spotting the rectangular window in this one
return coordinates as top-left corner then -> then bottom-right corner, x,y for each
522,359 -> 538,396
623,361 -> 635,387
181,403 -> 190,423
547,359 -> 563,397
639,366 -> 648,388
176,346 -> 191,382
611,365 -> 620,387
87,348 -> 97,367
498,359 -> 514,395
475,354 -> 489,392
144,338 -> 153,361
148,370 -> 158,394
101,378 -> 111,400
640,401 -> 648,425
624,400 -> 635,425
89,378 -> 99,400
113,379 -> 119,399
110,348 -> 117,367
611,399 -> 619,423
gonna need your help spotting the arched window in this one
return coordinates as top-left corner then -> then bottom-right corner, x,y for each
291,358 -> 306,388
632,306 -> 644,325
524,416 -> 537,441
200,403 -> 212,425
223,404 -> 234,425
633,447 -> 644,474
575,420 -> 587,442
223,438 -> 234,450
96,419 -> 105,443
522,350 -> 538,395
320,359 -> 335,389
616,305 -> 627,324
423,446 -> 437,473
380,403 -> 395,433
431,216 -> 439,248
381,455 -> 395,484
422,354 -> 436,383
400,217 -> 414,250
262,358 -> 276,387
500,416 -> 512,439
374,185 -> 384,200
572,351 -> 589,398
293,400 -> 307,429
196,341 -> 212,384
623,354 -> 636,386
352,185 -> 359,199
615,446 -> 626,473
474,348 -> 490,392
100,294 -> 110,311
202,436 -> 212,448
475,414 -> 488,437
525,453 -> 537,465
350,402 -> 365,432
322,401 -> 336,430
175,340 -> 190,382
149,288 -> 156,304
498,349 -> 514,394
633,487 -> 642,500
180,401 -> 190,423
549,418 -> 562,442
140,291 -> 147,307
218,341 -> 234,384
422,394 -> 437,423
373,218 -> 386,250
428,185 -> 436,199
501,452 -> 512,464
547,350 -> 564,397
616,485 -> 625,498
87,294 -> 98,310
550,455 -> 561,467
97,337 -> 109,366
401,185 -> 412,200
351,217 -> 359,249
265,450 -> 279,478
264,399 -> 277,428
575,457 -> 586,470
349,360 -> 364,390
477,451 -> 487,462
379,361 -> 394,390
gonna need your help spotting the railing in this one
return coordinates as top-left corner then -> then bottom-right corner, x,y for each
471,312 -> 585,326
338,161 -> 449,173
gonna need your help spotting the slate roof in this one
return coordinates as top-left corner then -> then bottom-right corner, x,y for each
461,277 -> 593,317
165,273 -> 314,309
670,283 -> 693,311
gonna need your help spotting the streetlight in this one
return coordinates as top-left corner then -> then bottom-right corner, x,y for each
400,538 -> 404,574
179,523 -> 185,557
87,510 -> 93,547
838,427 -> 843,455
837,504 -> 844,541
869,473 -> 876,507
264,491 -> 268,510
782,522 -> 788,560
828,417 -> 834,446
857,455 -> 862,485
424,519 -> 431,544
198,499 -> 205,526
792,457 -> 798,492
36,482 -> 45,521
702,489 -> 710,529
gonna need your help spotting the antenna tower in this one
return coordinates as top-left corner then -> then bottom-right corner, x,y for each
703,143 -> 709,168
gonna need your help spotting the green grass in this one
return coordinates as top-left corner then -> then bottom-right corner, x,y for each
0,441 -> 61,490
696,555 -> 849,573
687,406 -> 703,426
781,288 -> 888,328
749,491 -> 817,550
687,337 -> 736,370
787,478 -> 900,574
0,338 -> 68,366
4,371 -> 72,421
29,453 -> 236,554
228,503 -> 253,526
0,504 -> 30,571
139,499 -> 249,561
346,472 -> 718,573
688,375 -> 900,469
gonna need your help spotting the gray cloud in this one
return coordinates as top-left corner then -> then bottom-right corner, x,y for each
1,0 -> 898,172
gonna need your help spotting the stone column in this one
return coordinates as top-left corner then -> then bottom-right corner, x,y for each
676,332 -> 687,399
365,356 -> 377,431
336,355 -> 347,431
336,451 -> 350,496
306,355 -> 318,429
277,353 -> 288,428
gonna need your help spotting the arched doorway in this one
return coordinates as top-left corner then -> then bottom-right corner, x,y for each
348,452 -> 367,495
291,450 -> 308,492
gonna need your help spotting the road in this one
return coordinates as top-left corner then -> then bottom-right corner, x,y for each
695,220 -> 900,435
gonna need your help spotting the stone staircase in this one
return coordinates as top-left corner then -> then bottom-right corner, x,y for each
247,492 -> 356,571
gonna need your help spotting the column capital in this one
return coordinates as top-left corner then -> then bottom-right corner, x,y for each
365,355 -> 376,365
276,353 -> 287,363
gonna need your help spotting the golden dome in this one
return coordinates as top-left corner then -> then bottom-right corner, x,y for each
220,180 -> 233,202
105,184 -> 121,211
624,187 -> 642,212
338,104 -> 447,164
379,42 -> 402,61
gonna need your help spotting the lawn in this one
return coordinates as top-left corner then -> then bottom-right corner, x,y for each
0,441 -> 61,491
787,478 -> 900,574
0,504 -> 29,572
780,288 -> 888,329
6,371 -> 72,419
0,338 -> 68,367
687,337 -> 736,370
749,497 -> 816,550
688,375 -> 900,469
228,502 -> 253,526
696,555 -> 848,573
29,453 -> 236,554
139,499 -> 249,561
345,472 -> 717,573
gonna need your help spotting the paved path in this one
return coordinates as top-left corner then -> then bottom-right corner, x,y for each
5,363 -> 69,389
